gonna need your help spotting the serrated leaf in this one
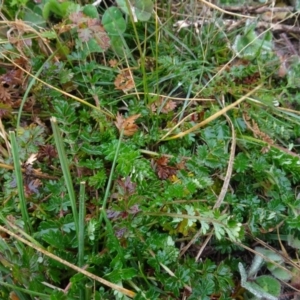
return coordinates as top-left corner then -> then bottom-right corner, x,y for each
87,219 -> 100,243
114,113 -> 140,136
42,230 -> 71,249
200,220 -> 210,235
106,268 -> 137,282
38,220 -> 60,234
61,221 -> 75,233
79,158 -> 104,169
224,222 -> 242,242
213,223 -> 225,240
234,152 -> 249,173
88,169 -> 107,189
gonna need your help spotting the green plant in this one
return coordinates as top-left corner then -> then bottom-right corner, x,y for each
239,246 -> 295,299
0,0 -> 300,299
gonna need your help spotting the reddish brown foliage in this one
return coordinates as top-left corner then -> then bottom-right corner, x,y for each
114,69 -> 135,92
155,156 -> 177,180
114,113 -> 140,136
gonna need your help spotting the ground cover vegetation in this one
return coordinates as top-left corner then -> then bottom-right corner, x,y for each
0,0 -> 300,299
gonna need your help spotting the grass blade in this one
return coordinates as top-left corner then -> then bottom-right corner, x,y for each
9,131 -> 33,234
78,181 -> 86,267
50,117 -> 79,239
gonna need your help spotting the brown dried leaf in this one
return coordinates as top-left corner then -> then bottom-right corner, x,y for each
109,59 -> 118,67
155,156 -> 177,180
162,100 -> 177,113
93,28 -> 110,51
2,68 -> 24,85
150,97 -> 177,113
69,12 -> 88,25
150,103 -> 157,113
114,113 -> 141,136
10,292 -> 20,300
14,57 -> 29,69
38,144 -> 57,163
69,13 -> 110,50
114,69 -> 135,92
156,165 -> 169,180
12,19 -> 31,34
0,85 -> 12,102
156,156 -> 169,166
176,160 -> 186,170
53,22 -> 73,34
26,153 -> 38,165
118,176 -> 136,195
78,27 -> 93,42
24,178 -> 42,197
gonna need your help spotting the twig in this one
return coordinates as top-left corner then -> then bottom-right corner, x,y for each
194,115 -> 236,261
199,0 -> 255,19
280,32 -> 298,55
138,233 -> 193,293
126,92 -> 214,102
162,84 -> 262,140
221,5 -> 293,15
213,116 -> 236,210
257,21 -> 300,33
0,162 -> 58,180
179,113 -> 236,260
174,18 -> 300,34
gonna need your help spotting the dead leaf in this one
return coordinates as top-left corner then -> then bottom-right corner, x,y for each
114,113 -> 141,136
0,85 -> 12,102
93,28 -> 111,51
151,97 -> 177,113
69,12 -> 110,51
114,69 -> 135,93
78,27 -> 93,42
26,153 -> 38,165
109,59 -> 118,68
155,156 -> 177,180
9,292 -> 20,300
53,22 -> 73,35
156,156 -> 169,166
69,11 -> 88,25
25,178 -> 42,197
117,176 -> 136,196
2,68 -> 24,85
